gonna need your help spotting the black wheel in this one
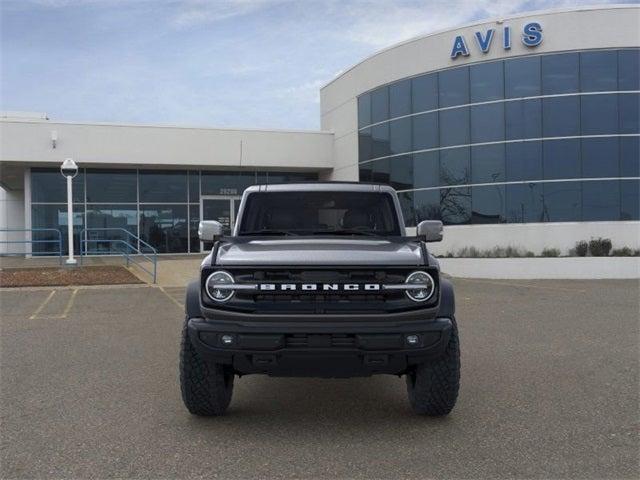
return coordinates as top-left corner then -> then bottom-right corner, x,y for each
179,317 -> 234,416
406,317 -> 460,416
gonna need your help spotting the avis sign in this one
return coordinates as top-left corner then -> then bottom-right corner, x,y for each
450,22 -> 543,59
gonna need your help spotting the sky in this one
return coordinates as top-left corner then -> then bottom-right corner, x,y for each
1,0 -> 636,130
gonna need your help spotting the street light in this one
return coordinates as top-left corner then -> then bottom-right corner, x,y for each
60,158 -> 78,265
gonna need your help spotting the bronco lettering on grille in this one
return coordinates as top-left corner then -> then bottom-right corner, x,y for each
258,283 -> 381,292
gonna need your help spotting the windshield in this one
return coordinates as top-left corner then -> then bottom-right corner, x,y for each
238,191 -> 401,236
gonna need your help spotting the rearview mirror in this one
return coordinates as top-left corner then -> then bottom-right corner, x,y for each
416,220 -> 443,242
198,220 -> 224,242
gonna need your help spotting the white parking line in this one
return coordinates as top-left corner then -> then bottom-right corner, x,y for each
29,290 -> 56,319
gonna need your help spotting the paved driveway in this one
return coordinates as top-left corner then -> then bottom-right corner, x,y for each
1,279 -> 638,479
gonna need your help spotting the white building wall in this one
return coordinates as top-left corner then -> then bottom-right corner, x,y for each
0,187 -> 26,254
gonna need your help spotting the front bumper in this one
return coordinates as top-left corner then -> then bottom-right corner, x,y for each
187,317 -> 452,378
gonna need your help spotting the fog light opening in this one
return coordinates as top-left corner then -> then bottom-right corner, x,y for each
220,334 -> 235,346
406,334 -> 420,346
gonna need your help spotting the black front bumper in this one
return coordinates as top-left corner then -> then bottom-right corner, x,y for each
188,316 -> 453,378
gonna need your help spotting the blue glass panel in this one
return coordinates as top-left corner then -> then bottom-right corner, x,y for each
470,103 -> 504,143
358,94 -> 372,128
390,79 -> 411,118
31,168 -> 85,203
413,151 -> 440,189
506,183 -> 544,223
543,181 -> 581,222
189,205 -> 199,253
506,142 -> 543,182
411,73 -> 438,113
470,61 -> 504,102
371,123 -> 390,158
86,169 -> 136,203
139,170 -> 187,203
505,56 -> 541,98
542,52 -> 579,94
389,155 -> 413,191
439,108 -> 469,147
471,185 -> 505,224
620,137 -> 640,177
359,128 -> 373,162
619,49 -> 640,91
581,94 -> 618,135
543,96 -> 580,137
370,86 -> 389,123
543,139 -> 580,180
389,117 -> 412,155
372,158 -> 390,184
439,67 -> 469,107
188,171 -> 199,202
621,179 -> 640,220
582,137 -> 619,178
619,93 -> 639,134
580,51 -> 618,92
359,163 -> 373,183
471,144 -> 505,183
86,204 -> 138,254
31,204 -> 84,255
582,180 -> 620,221
412,112 -> 438,150
440,147 -> 470,185
414,189 -> 441,223
505,99 -> 542,140
398,191 -> 416,227
140,205 -> 189,253
440,187 -> 471,225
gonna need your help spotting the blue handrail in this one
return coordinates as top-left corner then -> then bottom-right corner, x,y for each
0,228 -> 63,264
79,228 -> 157,283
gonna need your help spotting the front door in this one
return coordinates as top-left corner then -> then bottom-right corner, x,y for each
200,196 -> 241,251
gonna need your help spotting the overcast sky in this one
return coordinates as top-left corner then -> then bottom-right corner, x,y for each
1,0 -> 636,130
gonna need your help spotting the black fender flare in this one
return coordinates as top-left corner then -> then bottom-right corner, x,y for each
185,280 -> 203,319
437,278 -> 455,318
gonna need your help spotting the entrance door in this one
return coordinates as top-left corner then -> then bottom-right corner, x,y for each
200,196 -> 241,251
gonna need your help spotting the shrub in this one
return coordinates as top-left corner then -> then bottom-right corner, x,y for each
541,248 -> 560,257
610,247 -> 639,257
525,251 -> 535,257
589,237 -> 612,257
574,241 -> 589,257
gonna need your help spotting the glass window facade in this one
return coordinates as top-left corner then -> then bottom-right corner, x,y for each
357,48 -> 639,226
31,168 -> 317,254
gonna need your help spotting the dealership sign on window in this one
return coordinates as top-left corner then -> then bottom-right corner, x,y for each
450,22 -> 542,59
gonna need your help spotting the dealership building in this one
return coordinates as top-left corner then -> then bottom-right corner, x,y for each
1,5 -> 638,256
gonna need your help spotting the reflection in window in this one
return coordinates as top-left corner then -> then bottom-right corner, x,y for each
371,86 -> 389,123
543,96 -> 580,137
358,94 -> 371,128
439,67 -> 469,108
619,93 -> 639,134
506,142 -> 543,182
618,49 -> 640,91
582,137 -> 619,178
620,137 -> 640,177
359,163 -> 373,183
389,155 -> 413,191
439,108 -> 469,147
583,181 -> 620,221
372,158 -> 390,184
471,185 -> 505,224
389,117 -> 412,155
413,152 -> 440,189
542,52 -> 579,94
371,123 -> 390,159
506,183 -> 544,223
189,205 -> 200,253
86,205 -> 138,254
411,73 -> 438,113
470,103 -> 504,143
440,147 -> 470,186
580,50 -> 618,92
140,205 -> 188,253
581,94 -> 618,135
414,189 -> 441,223
188,171 -> 200,202
470,61 -> 504,102
471,144 -> 505,183
139,170 -> 187,203
505,56 -> 541,98
359,128 -> 373,162
412,112 -> 438,151
390,79 -> 411,118
31,168 -> 85,203
440,187 -> 471,225
543,139 -> 581,180
398,191 -> 416,227
86,169 -> 136,203
621,179 -> 640,220
505,99 -> 542,140
543,182 -> 581,222
31,204 -> 84,255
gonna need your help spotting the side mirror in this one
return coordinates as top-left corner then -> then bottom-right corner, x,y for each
198,220 -> 224,242
416,220 -> 443,242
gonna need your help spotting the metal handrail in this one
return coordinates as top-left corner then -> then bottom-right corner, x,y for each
0,228 -> 63,264
79,228 -> 157,283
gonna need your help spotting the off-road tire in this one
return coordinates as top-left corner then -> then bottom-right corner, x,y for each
180,317 -> 234,416
406,317 -> 460,416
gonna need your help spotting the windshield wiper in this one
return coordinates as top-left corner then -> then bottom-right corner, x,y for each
312,229 -> 381,237
240,229 -> 300,236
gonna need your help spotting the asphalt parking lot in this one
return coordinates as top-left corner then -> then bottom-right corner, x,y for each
1,279 -> 638,479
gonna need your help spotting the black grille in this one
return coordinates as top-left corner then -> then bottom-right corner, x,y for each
285,334 -> 356,348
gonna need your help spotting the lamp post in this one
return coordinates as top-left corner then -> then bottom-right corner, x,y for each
60,158 -> 78,265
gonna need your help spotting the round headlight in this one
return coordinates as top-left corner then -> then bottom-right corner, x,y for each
205,271 -> 235,302
405,271 -> 435,302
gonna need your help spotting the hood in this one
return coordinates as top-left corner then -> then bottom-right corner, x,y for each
213,238 -> 424,266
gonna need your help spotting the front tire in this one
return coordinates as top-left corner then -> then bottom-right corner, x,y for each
406,318 -> 460,416
179,317 -> 234,416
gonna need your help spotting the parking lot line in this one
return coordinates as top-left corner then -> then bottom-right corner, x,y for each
28,290 -> 56,319
158,286 -> 184,310
58,289 -> 79,319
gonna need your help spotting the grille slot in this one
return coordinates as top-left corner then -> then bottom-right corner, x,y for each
285,334 -> 356,348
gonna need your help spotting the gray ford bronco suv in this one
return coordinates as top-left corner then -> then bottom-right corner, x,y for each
180,183 -> 460,416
